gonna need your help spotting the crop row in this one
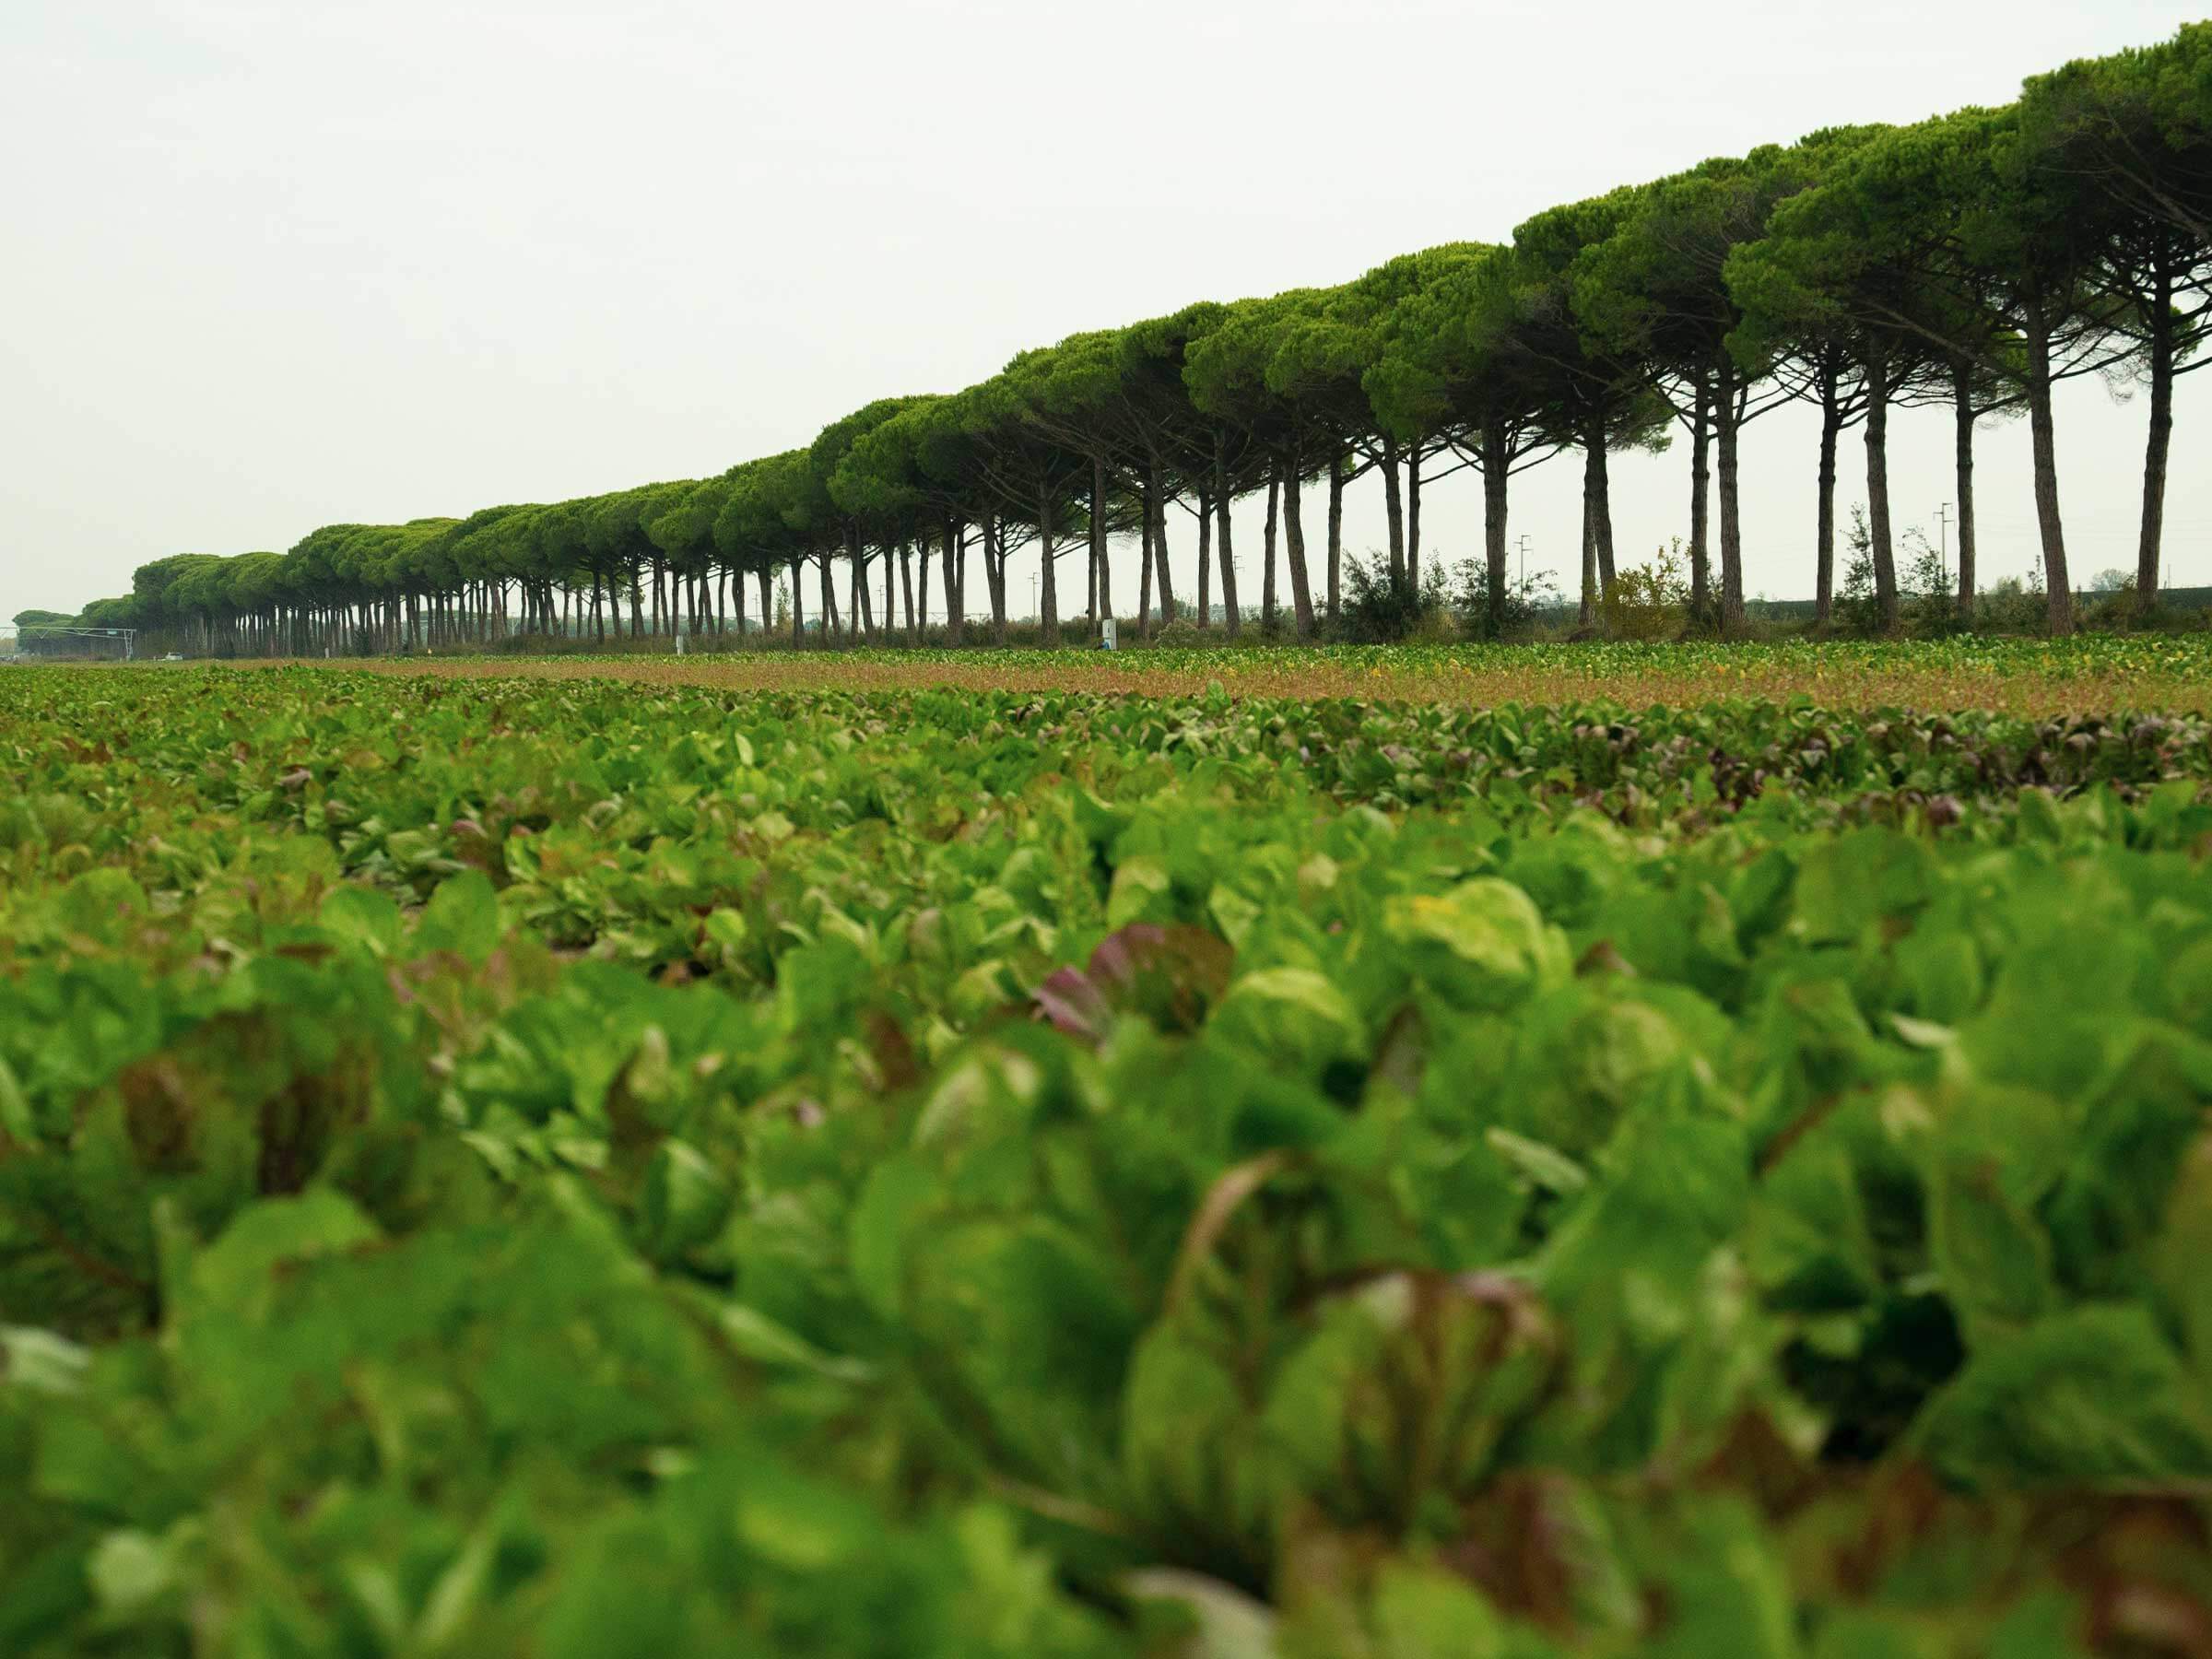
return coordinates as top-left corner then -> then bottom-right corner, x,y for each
5,666 -> 2212,1653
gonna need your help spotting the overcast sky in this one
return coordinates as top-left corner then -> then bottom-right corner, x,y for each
4,1 -> 2206,623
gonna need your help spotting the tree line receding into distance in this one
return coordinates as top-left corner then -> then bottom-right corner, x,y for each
29,25 -> 2212,655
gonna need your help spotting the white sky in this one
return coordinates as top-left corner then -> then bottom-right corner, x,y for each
3,0 -> 2206,622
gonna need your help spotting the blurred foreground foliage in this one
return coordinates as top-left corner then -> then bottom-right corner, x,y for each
6,665 -> 2212,1654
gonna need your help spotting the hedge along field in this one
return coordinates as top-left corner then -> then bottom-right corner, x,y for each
341,634 -> 2212,718
8,663 -> 2212,1654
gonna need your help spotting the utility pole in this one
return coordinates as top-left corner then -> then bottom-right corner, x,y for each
1936,502 -> 1951,591
1030,574 -> 1038,621
1516,534 -> 1531,596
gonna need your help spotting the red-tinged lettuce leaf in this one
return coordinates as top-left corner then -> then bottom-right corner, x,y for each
1035,924 -> 1233,1044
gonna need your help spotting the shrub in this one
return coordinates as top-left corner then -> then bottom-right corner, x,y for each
1599,543 -> 1693,641
1974,564 -> 2049,633
1900,532 -> 1967,639
1452,562 -> 1563,641
1834,512 -> 1963,639
2082,575 -> 2148,631
1835,506 -> 1887,636
1335,552 -> 1448,643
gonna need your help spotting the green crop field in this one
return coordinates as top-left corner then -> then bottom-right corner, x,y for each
6,656 -> 2212,1654
349,634 -> 2212,718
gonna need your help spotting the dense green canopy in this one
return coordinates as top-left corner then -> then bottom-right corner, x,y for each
53,24 -> 2210,651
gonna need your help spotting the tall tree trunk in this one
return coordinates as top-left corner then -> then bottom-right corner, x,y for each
919,537 -> 934,638
843,523 -> 864,641
990,520 -> 1006,642
1482,416 -> 1511,638
2024,302 -> 2075,635
900,541 -> 916,641
1382,438 -> 1406,580
1138,494 -> 1154,636
1281,455 -> 1312,638
1099,465 -> 1118,628
853,547 -> 873,638
1580,441 -> 1601,624
1038,485 -> 1060,644
1089,456 -> 1107,625
1816,362 -> 1841,627
1713,359 -> 1745,635
1149,466 -> 1176,623
981,516 -> 1004,644
945,515 -> 965,646
791,560 -> 806,644
1953,363 -> 1977,622
758,568 -> 771,638
819,551 -> 839,645
1215,448 -> 1241,639
1406,443 -> 1423,586
1326,451 -> 1345,624
2137,258 -> 2175,618
960,528 -> 974,638
1262,466 -> 1280,630
1865,347 -> 1898,631
1196,487 -> 1214,628
1587,418 -> 1617,599
988,522 -> 1007,642
1688,376 -> 1712,618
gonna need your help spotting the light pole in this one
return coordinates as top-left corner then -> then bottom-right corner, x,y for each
1936,502 -> 1951,592
1030,574 -> 1038,621
1516,533 -> 1531,596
